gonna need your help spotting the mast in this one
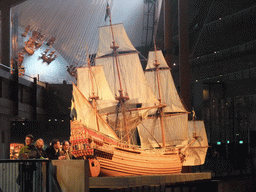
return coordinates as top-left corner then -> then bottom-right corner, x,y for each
86,45 -> 100,131
108,5 -> 130,144
153,38 -> 166,148
192,109 -> 198,138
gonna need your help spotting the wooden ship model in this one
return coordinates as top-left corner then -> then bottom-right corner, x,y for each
24,29 -> 44,55
40,49 -> 58,64
69,6 -> 208,177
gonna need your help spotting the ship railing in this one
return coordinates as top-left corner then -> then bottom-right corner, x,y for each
0,159 -> 50,192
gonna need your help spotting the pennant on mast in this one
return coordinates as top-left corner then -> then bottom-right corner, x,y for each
104,2 -> 111,22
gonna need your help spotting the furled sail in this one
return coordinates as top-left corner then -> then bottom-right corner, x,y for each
96,24 -> 137,57
71,83 -> 119,140
182,120 -> 208,166
145,50 -> 187,113
76,66 -> 117,113
137,113 -> 188,149
95,53 -> 159,108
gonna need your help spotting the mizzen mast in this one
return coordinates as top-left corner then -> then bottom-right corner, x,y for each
153,39 -> 166,148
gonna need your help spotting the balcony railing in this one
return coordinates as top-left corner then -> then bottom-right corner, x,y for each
0,159 -> 50,192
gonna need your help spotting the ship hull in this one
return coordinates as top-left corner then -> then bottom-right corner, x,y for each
70,121 -> 182,177
24,46 -> 34,55
98,148 -> 182,176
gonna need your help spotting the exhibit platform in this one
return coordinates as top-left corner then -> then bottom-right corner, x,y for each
51,160 -> 213,192
89,172 -> 211,188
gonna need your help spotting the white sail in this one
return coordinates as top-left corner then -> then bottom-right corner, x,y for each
146,50 -> 169,69
182,120 -> 208,166
145,50 -> 187,113
137,113 -> 188,149
76,66 -> 118,113
72,83 -> 119,140
96,27 -> 160,141
95,53 -> 159,108
96,24 -> 137,57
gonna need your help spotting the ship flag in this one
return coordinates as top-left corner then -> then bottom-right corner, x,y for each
105,3 -> 110,21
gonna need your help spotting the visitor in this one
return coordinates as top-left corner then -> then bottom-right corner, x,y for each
18,134 -> 43,160
60,140 -> 76,160
45,139 -> 65,160
17,134 -> 43,192
35,138 -> 48,158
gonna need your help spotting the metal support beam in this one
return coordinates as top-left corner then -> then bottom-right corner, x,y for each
32,77 -> 37,120
12,67 -> 19,117
178,0 -> 191,113
164,0 -> 173,67
191,0 -> 215,57
1,0 -> 26,68
11,12 -> 19,60
1,6 -> 11,69
142,1 -> 155,46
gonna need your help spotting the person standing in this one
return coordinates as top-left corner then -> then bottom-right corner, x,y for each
34,138 -> 48,192
45,139 -> 65,160
18,134 -> 43,160
17,134 -> 43,192
60,140 -> 76,160
35,138 -> 48,158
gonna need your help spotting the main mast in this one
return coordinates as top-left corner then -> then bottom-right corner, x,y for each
107,5 -> 130,144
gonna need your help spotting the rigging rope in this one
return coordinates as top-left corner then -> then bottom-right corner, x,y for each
139,122 -> 161,148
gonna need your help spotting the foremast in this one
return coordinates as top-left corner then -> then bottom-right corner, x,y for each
86,45 -> 100,131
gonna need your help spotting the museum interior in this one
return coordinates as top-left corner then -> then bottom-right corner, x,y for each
1,0 -> 256,191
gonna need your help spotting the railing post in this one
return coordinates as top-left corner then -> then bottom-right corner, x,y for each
46,160 -> 49,192
32,77 -> 37,120
12,68 -> 19,116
